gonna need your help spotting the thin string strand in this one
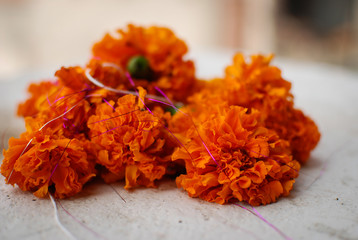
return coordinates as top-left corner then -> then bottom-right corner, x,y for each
49,139 -> 73,180
125,73 -> 197,164
39,97 -> 87,131
56,199 -> 107,240
85,67 -> 172,104
102,98 -> 115,111
234,203 -> 292,240
109,184 -> 126,203
6,138 -> 33,183
251,206 -> 292,240
153,86 -> 224,172
49,194 -> 78,240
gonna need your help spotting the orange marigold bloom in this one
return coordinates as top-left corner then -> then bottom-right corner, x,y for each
87,88 -> 175,189
171,104 -> 300,206
1,116 -> 97,199
4,68 -> 106,198
92,24 -> 197,102
17,81 -> 61,118
225,53 -> 320,163
190,53 -> 320,163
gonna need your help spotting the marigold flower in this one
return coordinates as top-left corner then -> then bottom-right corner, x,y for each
171,104 -> 300,205
92,24 -> 197,102
3,68 -> 104,198
225,54 -> 320,163
87,88 -> 175,189
189,53 -> 320,163
1,116 -> 97,199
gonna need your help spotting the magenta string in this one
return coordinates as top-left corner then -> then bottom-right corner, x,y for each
251,206 -> 292,240
125,72 -> 135,87
154,86 -> 174,105
147,98 -> 174,107
124,76 -> 196,163
234,203 -> 292,240
154,86 -> 223,171
46,86 -> 64,108
102,98 -> 115,111
56,199 -> 107,240
241,147 -> 299,174
52,88 -> 90,105
125,72 -> 154,115
46,94 -> 52,106
91,56 -> 101,61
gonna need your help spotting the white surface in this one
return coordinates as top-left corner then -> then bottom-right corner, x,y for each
1,51 -> 358,240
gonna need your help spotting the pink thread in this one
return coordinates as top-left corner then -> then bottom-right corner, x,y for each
251,206 -> 292,240
219,140 -> 300,174
39,99 -> 85,131
125,72 -> 154,115
56,199 -> 107,240
154,86 -> 174,105
125,72 -> 135,87
102,98 -> 115,111
43,86 -> 64,109
234,203 -> 292,240
46,94 -> 52,106
52,88 -> 89,105
147,98 -> 175,108
154,86 -> 223,171
92,56 -> 101,60
125,77 -> 196,164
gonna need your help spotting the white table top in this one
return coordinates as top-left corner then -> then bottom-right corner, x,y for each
1,51 -> 357,240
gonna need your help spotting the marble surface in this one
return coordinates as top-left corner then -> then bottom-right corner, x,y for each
1,51 -> 358,240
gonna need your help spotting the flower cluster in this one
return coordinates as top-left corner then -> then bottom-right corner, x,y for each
1,25 -> 320,205
92,24 -> 197,103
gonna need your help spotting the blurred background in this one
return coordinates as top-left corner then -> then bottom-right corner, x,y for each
1,0 -> 358,81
